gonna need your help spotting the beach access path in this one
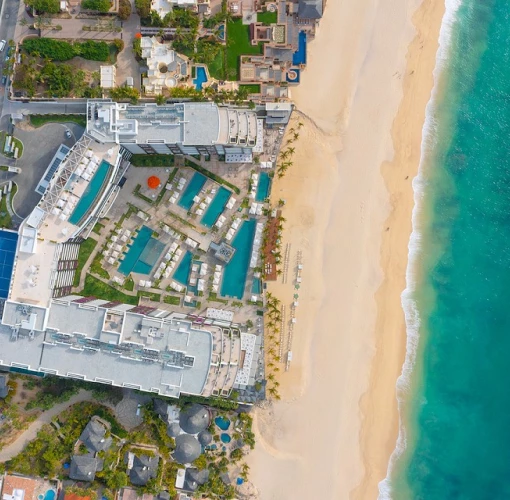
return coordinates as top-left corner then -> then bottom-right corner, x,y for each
0,390 -> 93,462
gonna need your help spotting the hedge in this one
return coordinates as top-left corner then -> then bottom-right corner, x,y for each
23,38 -> 109,62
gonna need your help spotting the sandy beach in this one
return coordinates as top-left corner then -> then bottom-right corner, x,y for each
246,0 -> 445,498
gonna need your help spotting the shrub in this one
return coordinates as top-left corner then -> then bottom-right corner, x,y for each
118,0 -> 131,19
22,38 -> 109,62
81,0 -> 111,11
110,85 -> 139,103
113,38 -> 124,52
134,0 -> 150,17
26,0 -> 60,13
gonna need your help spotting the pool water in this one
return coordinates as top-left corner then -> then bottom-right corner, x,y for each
173,251 -> 192,285
218,24 -> 225,41
215,415 -> 231,430
201,186 -> 231,227
69,160 -> 111,226
118,226 -> 164,276
0,230 -> 17,299
193,66 -> 208,91
178,172 -> 207,211
251,278 -> 261,294
220,433 -> 231,443
292,31 -> 307,65
221,219 -> 256,299
43,491 -> 55,500
255,172 -> 271,201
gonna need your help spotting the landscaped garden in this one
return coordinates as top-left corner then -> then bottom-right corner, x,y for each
14,39 -> 121,98
29,114 -> 87,129
226,19 -> 263,80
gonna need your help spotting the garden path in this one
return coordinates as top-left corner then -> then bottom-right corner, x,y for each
0,389 -> 93,462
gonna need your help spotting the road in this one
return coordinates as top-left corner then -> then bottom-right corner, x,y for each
0,390 -> 93,462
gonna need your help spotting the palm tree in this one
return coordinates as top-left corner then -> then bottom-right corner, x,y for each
297,121 -> 304,129
267,373 -> 276,381
293,132 -> 300,141
287,147 -> 295,155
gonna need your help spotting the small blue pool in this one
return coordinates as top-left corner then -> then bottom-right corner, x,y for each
252,278 -> 261,294
69,160 -> 111,226
193,66 -> 208,91
173,250 -> 192,285
255,171 -> 271,201
41,491 -> 55,500
221,433 -> 231,443
286,68 -> 301,83
292,31 -> 307,65
118,226 -> 164,276
218,24 -> 225,41
221,219 -> 256,299
215,416 -> 231,430
201,186 -> 231,227
0,230 -> 17,299
178,172 -> 207,211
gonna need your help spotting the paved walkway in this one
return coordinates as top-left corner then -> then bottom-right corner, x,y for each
0,390 -> 93,462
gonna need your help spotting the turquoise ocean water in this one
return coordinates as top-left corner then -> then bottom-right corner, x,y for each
381,0 -> 510,498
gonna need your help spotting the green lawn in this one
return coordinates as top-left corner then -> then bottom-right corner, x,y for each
129,154 -> 175,167
79,274 -> 139,305
257,11 -> 277,24
92,222 -> 104,235
208,46 -> 226,80
30,114 -> 87,128
124,275 -> 134,291
137,291 -> 161,302
226,19 -> 263,80
0,191 -> 12,229
239,84 -> 261,94
164,295 -> 181,305
73,238 -> 97,287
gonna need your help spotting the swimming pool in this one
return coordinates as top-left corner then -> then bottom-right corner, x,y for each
201,187 -> 231,227
118,226 -> 164,276
218,24 -> 225,41
252,277 -> 261,294
178,172 -> 207,211
292,31 -> 307,65
221,219 -> 256,299
220,433 -> 231,443
193,66 -> 208,91
42,491 -> 55,500
0,230 -> 17,299
173,251 -> 192,285
69,160 -> 111,226
215,416 -> 231,430
255,172 -> 271,201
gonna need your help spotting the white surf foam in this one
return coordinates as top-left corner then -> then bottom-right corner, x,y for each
378,0 -> 464,498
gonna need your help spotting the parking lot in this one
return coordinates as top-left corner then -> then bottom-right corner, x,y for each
9,121 -> 84,218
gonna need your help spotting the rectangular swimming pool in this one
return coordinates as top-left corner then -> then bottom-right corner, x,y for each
118,226 -> 164,276
221,219 -> 256,299
69,160 -> 111,226
201,187 -> 231,227
178,172 -> 207,211
0,230 -> 17,298
255,172 -> 271,202
173,251 -> 192,285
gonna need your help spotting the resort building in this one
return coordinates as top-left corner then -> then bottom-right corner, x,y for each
141,37 -> 189,94
86,100 -> 261,159
0,128 -> 263,401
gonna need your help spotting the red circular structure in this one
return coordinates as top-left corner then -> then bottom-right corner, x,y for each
147,176 -> 161,189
